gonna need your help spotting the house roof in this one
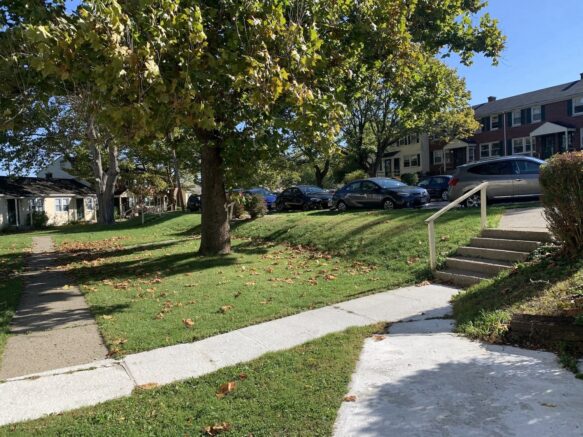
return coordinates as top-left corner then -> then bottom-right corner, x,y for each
474,78 -> 583,118
0,176 -> 95,198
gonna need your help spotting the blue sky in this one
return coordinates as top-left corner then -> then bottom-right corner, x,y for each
447,0 -> 583,104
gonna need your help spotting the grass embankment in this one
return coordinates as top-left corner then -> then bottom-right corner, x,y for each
2,325 -> 380,436
0,235 -> 31,359
48,208 -> 500,355
453,245 -> 583,350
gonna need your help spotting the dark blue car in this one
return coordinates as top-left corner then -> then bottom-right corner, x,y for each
246,187 -> 277,210
417,175 -> 452,201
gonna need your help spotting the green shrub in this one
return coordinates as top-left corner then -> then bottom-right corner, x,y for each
32,211 -> 49,228
247,194 -> 268,219
227,192 -> 248,219
343,170 -> 367,184
400,173 -> 419,185
540,151 -> 583,255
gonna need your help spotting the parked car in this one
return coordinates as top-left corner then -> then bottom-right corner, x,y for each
448,156 -> 545,207
245,187 -> 277,210
275,185 -> 333,211
332,177 -> 430,211
418,175 -> 452,201
187,194 -> 201,212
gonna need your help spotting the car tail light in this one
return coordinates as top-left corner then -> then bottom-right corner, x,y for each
449,177 -> 459,187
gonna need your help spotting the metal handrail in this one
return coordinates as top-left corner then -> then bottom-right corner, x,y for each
425,182 -> 489,271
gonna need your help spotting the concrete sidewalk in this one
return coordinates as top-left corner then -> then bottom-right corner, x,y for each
0,237 -> 107,379
498,207 -> 548,231
333,316 -> 583,436
0,284 -> 457,426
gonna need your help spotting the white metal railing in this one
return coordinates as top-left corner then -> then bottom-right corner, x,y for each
425,182 -> 489,271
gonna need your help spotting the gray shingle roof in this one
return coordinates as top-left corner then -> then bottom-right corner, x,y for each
0,177 -> 95,198
473,79 -> 583,118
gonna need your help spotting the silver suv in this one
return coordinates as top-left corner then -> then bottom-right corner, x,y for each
448,156 -> 545,207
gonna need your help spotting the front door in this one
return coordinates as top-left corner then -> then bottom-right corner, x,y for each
76,198 -> 84,220
541,135 -> 556,159
452,147 -> 467,168
6,199 -> 17,225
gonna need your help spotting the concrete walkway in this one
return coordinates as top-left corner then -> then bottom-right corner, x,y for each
0,284 -> 457,426
498,207 -> 548,231
333,316 -> 583,436
0,237 -> 107,380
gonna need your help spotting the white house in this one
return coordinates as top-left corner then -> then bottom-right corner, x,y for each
376,133 -> 431,178
0,176 -> 97,230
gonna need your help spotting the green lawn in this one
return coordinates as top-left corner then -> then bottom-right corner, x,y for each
49,208 -> 501,355
0,234 -> 31,360
2,325 -> 380,436
453,245 -> 583,345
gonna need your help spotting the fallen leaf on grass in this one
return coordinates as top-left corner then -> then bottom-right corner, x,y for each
102,315 -> 113,320
136,383 -> 159,391
343,395 -> 357,402
203,422 -> 231,435
216,381 -> 237,399
324,274 -> 337,281
406,256 -> 420,266
238,372 -> 248,380
245,281 -> 256,286
220,305 -> 234,314
111,338 -> 127,345
372,335 -> 385,342
182,318 -> 195,328
440,235 -> 450,242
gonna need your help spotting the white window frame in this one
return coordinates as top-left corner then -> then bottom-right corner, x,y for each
512,137 -> 533,156
55,198 -> 69,213
480,142 -> 503,158
490,114 -> 499,130
531,105 -> 542,123
573,96 -> 583,115
86,197 -> 95,211
468,145 -> 476,162
512,110 -> 521,127
403,156 -> 411,167
433,150 -> 443,165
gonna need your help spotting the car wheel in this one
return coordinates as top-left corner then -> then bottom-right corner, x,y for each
464,193 -> 481,208
441,191 -> 449,201
382,198 -> 395,210
302,202 -> 312,211
336,201 -> 347,212
275,201 -> 285,212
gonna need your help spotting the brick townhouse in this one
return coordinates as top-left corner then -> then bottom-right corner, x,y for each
424,73 -> 583,175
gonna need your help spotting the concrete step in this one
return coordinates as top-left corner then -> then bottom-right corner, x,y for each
481,228 -> 552,243
457,246 -> 529,262
446,256 -> 513,276
434,269 -> 494,287
470,237 -> 540,252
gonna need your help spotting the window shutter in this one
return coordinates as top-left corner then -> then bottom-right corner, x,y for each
568,100 -> 573,116
482,117 -> 490,131
506,112 -> 512,126
520,109 -> 527,124
506,139 -> 512,155
498,114 -> 503,127
541,105 -> 546,121
526,108 -> 532,124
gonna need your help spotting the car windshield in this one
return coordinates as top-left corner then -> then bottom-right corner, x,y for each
374,179 -> 407,189
301,186 -> 326,194
248,188 -> 271,196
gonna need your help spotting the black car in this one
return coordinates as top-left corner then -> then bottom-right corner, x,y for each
332,178 -> 430,211
275,185 -> 333,211
187,194 -> 201,212
418,175 -> 452,201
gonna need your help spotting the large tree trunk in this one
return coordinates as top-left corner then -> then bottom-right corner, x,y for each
87,116 -> 119,225
199,143 -> 231,255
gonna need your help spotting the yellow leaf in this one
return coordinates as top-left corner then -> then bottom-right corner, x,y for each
182,318 -> 195,328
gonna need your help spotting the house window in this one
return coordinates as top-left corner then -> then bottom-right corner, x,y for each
513,138 -> 524,154
29,198 -> 44,212
87,198 -> 95,211
403,156 -> 410,167
399,136 -> 410,146
433,150 -> 443,165
55,198 -> 69,212
512,110 -> 521,127
480,144 -> 490,158
532,106 -> 542,123
524,137 -> 532,153
490,114 -> 499,130
573,96 -> 583,115
480,142 -> 503,158
403,154 -> 420,168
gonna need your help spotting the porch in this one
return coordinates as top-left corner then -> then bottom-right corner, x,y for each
530,122 -> 576,159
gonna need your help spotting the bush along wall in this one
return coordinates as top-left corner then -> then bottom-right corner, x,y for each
540,151 -> 583,256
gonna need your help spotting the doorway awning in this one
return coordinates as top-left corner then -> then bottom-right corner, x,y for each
530,122 -> 575,137
443,139 -> 475,150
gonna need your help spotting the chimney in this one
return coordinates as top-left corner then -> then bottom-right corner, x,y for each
580,72 -> 583,80
487,96 -> 496,102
